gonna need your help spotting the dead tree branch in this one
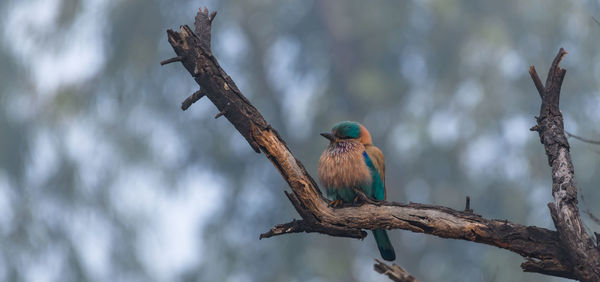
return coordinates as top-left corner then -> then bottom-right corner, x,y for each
565,130 -> 600,145
529,48 -> 600,281
374,260 -> 419,282
162,9 -> 592,281
181,90 -> 205,110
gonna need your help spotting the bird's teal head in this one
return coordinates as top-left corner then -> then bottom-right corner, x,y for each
320,121 -> 373,145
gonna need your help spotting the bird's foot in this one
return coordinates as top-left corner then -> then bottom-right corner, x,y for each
328,199 -> 343,208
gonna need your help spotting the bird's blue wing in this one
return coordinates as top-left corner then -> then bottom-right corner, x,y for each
362,150 -> 385,200
364,146 -> 396,261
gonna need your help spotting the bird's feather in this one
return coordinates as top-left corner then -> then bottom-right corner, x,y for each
318,140 -> 371,202
361,151 -> 382,199
372,229 -> 396,261
364,144 -> 386,200
363,140 -> 395,261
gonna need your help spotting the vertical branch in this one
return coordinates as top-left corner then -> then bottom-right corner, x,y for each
529,48 -> 600,282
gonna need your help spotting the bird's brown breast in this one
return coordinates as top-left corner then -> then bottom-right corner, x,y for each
318,140 -> 372,189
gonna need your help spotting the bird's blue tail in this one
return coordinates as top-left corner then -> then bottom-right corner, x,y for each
372,229 -> 395,261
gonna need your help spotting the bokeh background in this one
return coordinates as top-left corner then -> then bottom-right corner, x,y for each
1,0 -> 600,281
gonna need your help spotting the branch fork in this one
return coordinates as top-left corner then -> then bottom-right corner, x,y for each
529,48 -> 600,281
163,9 -> 599,281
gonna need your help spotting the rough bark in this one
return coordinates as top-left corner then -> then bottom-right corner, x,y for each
374,260 -> 419,282
161,8 -> 595,281
529,48 -> 600,282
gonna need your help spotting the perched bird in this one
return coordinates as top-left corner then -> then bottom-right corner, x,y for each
318,121 -> 396,261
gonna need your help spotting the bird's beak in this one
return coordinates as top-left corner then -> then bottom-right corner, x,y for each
320,132 -> 335,141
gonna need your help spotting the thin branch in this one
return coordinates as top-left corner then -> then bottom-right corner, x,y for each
181,90 -> 205,110
529,66 -> 544,98
160,56 -> 183,65
585,209 -> 600,226
259,219 -> 366,239
464,196 -> 473,213
214,110 -> 226,119
164,10 -> 583,281
374,260 -> 419,282
565,130 -> 600,145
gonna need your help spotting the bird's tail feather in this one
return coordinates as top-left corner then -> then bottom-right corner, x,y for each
372,229 -> 396,261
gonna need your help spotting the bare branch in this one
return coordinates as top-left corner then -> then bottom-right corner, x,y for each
529,48 -> 600,281
374,260 -> 419,282
585,209 -> 600,226
181,90 -> 205,111
214,110 -> 226,119
529,66 -> 544,98
565,130 -> 600,145
164,10 -> 588,281
259,219 -> 366,239
464,196 -> 473,213
160,56 -> 183,65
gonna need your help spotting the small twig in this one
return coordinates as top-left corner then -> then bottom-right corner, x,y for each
374,259 -> 419,282
214,110 -> 226,119
565,130 -> 600,145
181,90 -> 206,110
529,66 -> 545,98
259,219 -> 366,239
209,11 -> 217,22
584,209 -> 600,225
259,219 -> 304,239
464,196 -> 473,213
160,56 -> 183,65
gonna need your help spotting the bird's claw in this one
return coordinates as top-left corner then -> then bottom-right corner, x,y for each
328,199 -> 343,208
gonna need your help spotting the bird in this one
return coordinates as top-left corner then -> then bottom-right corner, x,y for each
318,121 -> 396,261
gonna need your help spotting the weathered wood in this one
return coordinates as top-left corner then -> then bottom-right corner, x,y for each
261,200 -> 574,278
464,196 -> 473,213
374,260 -> 419,282
163,8 -> 585,280
160,56 -> 183,65
181,90 -> 205,111
529,48 -> 600,282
